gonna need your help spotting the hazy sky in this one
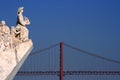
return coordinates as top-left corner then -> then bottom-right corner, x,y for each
0,0 -> 120,80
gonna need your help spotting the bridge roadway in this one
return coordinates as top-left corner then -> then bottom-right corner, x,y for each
17,71 -> 120,76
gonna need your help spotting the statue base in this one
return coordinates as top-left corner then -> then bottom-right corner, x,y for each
0,40 -> 33,80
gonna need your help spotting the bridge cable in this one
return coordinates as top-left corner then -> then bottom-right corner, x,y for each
63,43 -> 120,65
29,43 -> 59,56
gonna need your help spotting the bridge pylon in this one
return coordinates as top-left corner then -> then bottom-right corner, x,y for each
60,42 -> 64,80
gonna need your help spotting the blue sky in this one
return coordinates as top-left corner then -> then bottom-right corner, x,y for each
0,0 -> 120,79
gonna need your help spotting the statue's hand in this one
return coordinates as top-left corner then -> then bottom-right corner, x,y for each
24,17 -> 30,25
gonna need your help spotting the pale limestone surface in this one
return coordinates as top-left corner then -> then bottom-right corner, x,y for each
0,7 -> 33,80
0,40 -> 33,80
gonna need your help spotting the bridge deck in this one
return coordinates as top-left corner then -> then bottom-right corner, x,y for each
17,71 -> 120,76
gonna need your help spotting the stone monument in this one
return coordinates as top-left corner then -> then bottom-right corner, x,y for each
0,7 -> 33,80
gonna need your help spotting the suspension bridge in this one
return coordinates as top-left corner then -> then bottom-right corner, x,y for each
14,42 -> 120,80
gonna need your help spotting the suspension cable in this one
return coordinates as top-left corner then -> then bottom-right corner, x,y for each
29,43 -> 59,56
63,43 -> 120,65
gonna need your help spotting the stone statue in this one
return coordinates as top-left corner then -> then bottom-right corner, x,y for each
0,7 -> 31,51
0,21 -> 11,51
12,7 -> 30,42
0,7 -> 33,80
0,20 -> 10,36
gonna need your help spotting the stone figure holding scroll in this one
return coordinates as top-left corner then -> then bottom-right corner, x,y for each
12,7 -> 30,42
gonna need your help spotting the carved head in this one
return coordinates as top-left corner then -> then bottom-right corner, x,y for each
1,20 -> 6,26
18,7 -> 24,14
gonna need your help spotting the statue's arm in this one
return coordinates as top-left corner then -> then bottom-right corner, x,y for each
18,14 -> 26,26
18,14 -> 30,26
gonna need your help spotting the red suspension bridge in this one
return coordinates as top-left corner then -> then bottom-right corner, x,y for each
15,42 -> 120,80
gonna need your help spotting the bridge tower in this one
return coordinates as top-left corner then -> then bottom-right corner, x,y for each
60,42 -> 64,80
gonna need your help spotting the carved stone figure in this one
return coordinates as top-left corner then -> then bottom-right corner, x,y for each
15,7 -> 30,42
0,7 -> 33,80
0,7 -> 31,51
0,21 -> 10,36
0,6 -> 31,52
0,21 -> 11,51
